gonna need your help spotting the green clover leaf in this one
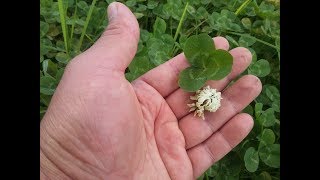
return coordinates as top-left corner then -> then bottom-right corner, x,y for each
179,34 -> 233,92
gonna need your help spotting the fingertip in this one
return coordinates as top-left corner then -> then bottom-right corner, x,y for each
213,36 -> 230,50
230,47 -> 252,65
219,113 -> 254,147
106,2 -> 140,41
240,47 -> 253,64
82,2 -> 140,72
244,74 -> 262,95
107,2 -> 118,22
237,113 -> 254,132
231,75 -> 262,100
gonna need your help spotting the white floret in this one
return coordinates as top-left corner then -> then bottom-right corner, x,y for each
187,86 -> 222,120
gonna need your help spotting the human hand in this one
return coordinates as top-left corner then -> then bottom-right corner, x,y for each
40,2 -> 262,180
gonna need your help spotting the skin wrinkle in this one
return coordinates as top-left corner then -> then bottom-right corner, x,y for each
220,94 -> 239,119
132,79 -> 162,119
127,85 -> 155,139
103,22 -> 139,44
216,131 -> 233,150
40,147 -> 71,180
123,79 -> 170,180
44,129 -> 102,178
42,108 -> 109,179
41,146 -> 73,180
77,98 -> 107,170
154,132 -> 173,180
48,100 -> 110,177
131,83 -> 170,180
77,86 -> 121,175
132,83 -> 168,179
87,118 -> 115,175
154,106 -> 192,180
134,129 -> 148,178
201,142 -> 216,165
132,119 -> 146,175
145,144 -> 166,180
134,129 -> 163,180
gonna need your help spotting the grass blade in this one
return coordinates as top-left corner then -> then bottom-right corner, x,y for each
228,31 -> 280,51
77,0 -> 98,52
171,2 -> 189,56
69,0 -> 78,49
57,0 -> 69,54
235,0 -> 252,16
173,2 -> 189,43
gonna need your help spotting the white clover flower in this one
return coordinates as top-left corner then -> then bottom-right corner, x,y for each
187,86 -> 222,120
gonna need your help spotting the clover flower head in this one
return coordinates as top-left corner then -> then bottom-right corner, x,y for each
187,86 -> 222,120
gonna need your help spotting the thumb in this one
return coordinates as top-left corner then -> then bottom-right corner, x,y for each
85,2 -> 140,72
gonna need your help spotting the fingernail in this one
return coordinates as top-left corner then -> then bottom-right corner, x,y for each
107,2 -> 118,22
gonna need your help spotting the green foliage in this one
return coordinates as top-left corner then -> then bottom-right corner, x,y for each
248,59 -> 270,77
179,34 -> 233,91
259,144 -> 280,168
244,147 -> 259,172
41,0 -> 280,179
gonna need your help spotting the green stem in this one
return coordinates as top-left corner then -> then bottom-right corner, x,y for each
170,17 -> 173,37
77,0 -> 97,52
170,2 -> 189,57
205,173 -> 209,180
235,0 -> 252,16
228,31 -> 280,51
57,0 -> 69,54
173,2 -> 189,43
186,19 -> 207,36
85,34 -> 94,43
69,0 -> 78,49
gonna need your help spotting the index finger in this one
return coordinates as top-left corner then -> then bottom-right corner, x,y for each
132,37 -> 230,97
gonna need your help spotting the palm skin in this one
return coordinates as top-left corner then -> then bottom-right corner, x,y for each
40,2 -> 262,180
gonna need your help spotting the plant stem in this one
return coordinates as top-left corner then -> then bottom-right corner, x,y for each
77,0 -> 97,52
186,19 -> 207,36
57,0 -> 69,54
170,2 -> 189,57
227,31 -> 280,51
85,34 -> 94,43
69,0 -> 78,50
235,0 -> 252,16
170,17 -> 173,36
205,173 -> 209,180
173,2 -> 189,43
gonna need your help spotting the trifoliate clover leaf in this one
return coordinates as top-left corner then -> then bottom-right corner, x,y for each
178,34 -> 233,92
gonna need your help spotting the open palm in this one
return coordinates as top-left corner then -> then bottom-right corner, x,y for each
40,2 -> 262,180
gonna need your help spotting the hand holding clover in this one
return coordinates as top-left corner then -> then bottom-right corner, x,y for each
40,2 -> 262,179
